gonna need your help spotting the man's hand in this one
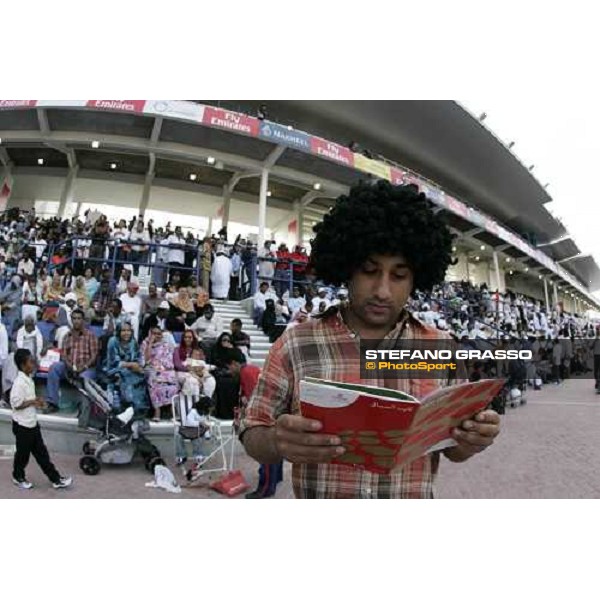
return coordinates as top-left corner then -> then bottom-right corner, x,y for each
273,414 -> 345,464
445,409 -> 500,462
34,398 -> 47,409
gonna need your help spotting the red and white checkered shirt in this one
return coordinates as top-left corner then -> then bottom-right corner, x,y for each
239,307 -> 462,499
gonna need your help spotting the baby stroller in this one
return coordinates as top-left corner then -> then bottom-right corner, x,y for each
78,379 -> 165,476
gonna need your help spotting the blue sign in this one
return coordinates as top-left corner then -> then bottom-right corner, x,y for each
258,121 -> 312,152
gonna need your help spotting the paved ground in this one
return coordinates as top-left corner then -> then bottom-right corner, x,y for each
1,376 -> 598,499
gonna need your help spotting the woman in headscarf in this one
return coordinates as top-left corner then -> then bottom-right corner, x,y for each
173,329 -> 215,397
104,321 -> 148,414
187,275 -> 209,314
36,266 -> 52,302
207,331 -> 242,419
83,267 -> 99,300
2,315 -> 45,398
73,276 -> 90,311
168,287 -> 196,330
261,298 -> 277,337
0,275 -> 23,335
44,272 -> 65,303
140,318 -> 179,421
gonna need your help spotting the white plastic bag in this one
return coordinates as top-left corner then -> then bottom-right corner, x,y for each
145,465 -> 181,494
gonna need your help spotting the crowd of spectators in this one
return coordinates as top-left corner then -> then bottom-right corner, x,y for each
0,206 -> 599,431
0,208 -> 280,424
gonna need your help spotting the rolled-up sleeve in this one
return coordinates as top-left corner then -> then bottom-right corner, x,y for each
238,333 -> 294,440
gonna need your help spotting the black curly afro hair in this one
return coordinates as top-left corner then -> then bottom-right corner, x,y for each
309,180 -> 455,292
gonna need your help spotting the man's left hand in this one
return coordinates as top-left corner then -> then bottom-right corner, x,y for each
445,410 -> 500,462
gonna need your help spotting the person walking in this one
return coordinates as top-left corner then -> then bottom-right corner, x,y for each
10,348 -> 73,490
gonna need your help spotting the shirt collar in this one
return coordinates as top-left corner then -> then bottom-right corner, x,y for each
323,304 -> 417,340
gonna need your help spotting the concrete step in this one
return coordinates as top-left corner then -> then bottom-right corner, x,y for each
251,347 -> 270,355
216,313 -> 253,320
215,311 -> 251,319
250,342 -> 271,349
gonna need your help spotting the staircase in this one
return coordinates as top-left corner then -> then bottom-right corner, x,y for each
210,299 -> 272,368
136,270 -> 272,368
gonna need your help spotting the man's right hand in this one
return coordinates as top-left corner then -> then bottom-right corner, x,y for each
273,414 -> 345,464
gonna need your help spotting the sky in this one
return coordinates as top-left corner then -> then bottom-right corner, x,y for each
463,99 -> 600,301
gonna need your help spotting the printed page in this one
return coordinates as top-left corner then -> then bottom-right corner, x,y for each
393,379 -> 505,468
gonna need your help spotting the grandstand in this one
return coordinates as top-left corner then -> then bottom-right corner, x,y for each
1,99 -> 599,463
0,99 -> 598,312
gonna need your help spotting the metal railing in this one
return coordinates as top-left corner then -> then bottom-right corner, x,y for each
30,235 -> 319,300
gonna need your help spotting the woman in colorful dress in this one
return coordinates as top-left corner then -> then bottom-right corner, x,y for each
140,320 -> 179,421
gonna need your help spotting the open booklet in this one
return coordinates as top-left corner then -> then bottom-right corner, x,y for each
299,377 -> 505,474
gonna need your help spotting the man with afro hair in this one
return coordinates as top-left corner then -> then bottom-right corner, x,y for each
239,181 -> 500,498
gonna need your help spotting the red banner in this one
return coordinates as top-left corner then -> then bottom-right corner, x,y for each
390,167 -> 406,185
403,173 -> 422,189
0,100 -> 36,109
202,107 -> 259,137
310,138 -> 354,168
288,219 -> 297,235
445,195 -> 469,218
0,181 -> 11,211
86,100 -> 146,113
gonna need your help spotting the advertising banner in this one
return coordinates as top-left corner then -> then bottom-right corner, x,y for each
36,100 -> 87,108
310,138 -> 354,168
353,154 -> 392,180
202,107 -> 259,137
143,100 -> 204,122
445,195 -> 469,219
0,100 -> 37,109
403,173 -> 422,189
87,100 -> 146,113
390,167 -> 406,185
0,178 -> 11,211
258,121 -> 311,151
467,207 -> 486,229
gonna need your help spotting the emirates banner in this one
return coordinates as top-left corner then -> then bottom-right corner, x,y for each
0,100 -> 36,110
0,178 -> 11,211
310,138 -> 354,168
390,167 -> 406,186
86,100 -> 146,113
202,107 -> 259,137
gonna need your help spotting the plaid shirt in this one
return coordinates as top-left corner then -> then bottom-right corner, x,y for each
240,307 -> 461,499
63,328 -> 99,371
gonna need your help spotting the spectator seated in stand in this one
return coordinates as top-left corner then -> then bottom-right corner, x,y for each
252,281 -> 276,326
103,321 -> 149,415
44,309 -> 99,424
140,317 -> 180,421
230,318 -> 251,357
90,279 -> 115,325
189,303 -> 222,353
167,287 -> 197,331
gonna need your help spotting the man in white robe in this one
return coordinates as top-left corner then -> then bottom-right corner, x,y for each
210,249 -> 233,300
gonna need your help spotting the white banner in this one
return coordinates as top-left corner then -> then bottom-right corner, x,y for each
143,100 -> 204,123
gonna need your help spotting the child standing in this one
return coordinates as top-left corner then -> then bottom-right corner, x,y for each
10,348 -> 73,490
175,397 -> 211,467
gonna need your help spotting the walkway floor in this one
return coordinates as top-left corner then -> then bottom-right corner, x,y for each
1,376 -> 598,499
